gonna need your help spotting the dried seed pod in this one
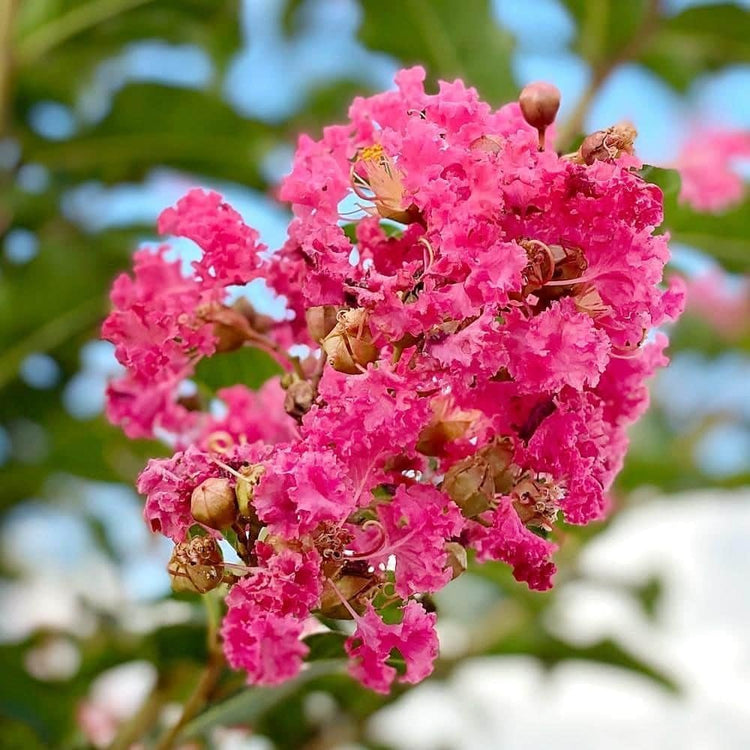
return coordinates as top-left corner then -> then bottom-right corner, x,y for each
519,82 -> 561,150
511,472 -> 564,532
321,309 -> 378,374
168,537 -> 224,594
478,437 -> 516,491
284,379 -> 315,420
191,477 -> 237,530
579,122 -> 637,165
306,305 -> 341,342
318,573 -> 375,619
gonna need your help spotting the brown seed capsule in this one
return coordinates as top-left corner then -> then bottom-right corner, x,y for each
191,477 -> 237,530
511,472 -> 564,532
579,122 -> 637,165
284,379 -> 315,420
321,309 -> 378,374
305,305 -> 341,342
168,537 -> 224,594
519,82 -> 561,150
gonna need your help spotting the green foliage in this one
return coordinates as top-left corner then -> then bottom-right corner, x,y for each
357,0 -> 516,104
561,1 -> 749,92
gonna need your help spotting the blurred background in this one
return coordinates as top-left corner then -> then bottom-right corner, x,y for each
0,0 -> 748,748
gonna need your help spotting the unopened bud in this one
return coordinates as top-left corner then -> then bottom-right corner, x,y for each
519,82 -> 561,150
321,309 -> 378,374
235,464 -> 266,518
444,541 -> 467,580
579,122 -> 637,165
443,457 -> 494,517
191,477 -> 237,530
306,305 -> 341,342
318,573 -> 373,619
416,398 -> 480,457
284,379 -> 315,420
478,437 -> 516,492
168,537 -> 223,594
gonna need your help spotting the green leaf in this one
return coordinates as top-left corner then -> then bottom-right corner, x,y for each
639,164 -> 681,201
561,0 -> 651,70
193,346 -> 283,393
639,4 -> 750,92
18,84 -> 277,188
357,0 -> 516,104
14,0 -> 242,72
179,660 -> 347,740
665,198 -> 750,275
303,632 -> 348,661
641,164 -> 749,274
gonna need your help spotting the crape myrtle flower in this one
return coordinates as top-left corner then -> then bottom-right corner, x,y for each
104,68 -> 683,693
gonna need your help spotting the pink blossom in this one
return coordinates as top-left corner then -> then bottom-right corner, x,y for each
221,546 -> 322,685
674,128 -> 750,212
469,494 -> 558,591
370,484 -> 464,598
104,67 -> 682,694
253,447 -> 356,538
684,269 -> 750,339
345,601 -> 439,694
157,189 -> 267,287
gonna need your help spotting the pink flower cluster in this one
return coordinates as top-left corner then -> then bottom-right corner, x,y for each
103,68 -> 683,693
674,128 -> 750,213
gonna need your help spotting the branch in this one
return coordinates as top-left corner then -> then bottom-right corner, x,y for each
154,647 -> 226,750
556,0 -> 663,151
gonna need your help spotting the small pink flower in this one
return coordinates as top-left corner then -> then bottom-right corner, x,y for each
674,128 -> 750,212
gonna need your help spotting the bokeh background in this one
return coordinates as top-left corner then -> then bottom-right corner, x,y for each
0,0 -> 748,748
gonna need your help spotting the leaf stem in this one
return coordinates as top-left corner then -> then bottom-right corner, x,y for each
15,0 -> 154,67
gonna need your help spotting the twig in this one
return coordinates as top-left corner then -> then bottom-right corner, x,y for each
556,0 -> 663,151
107,673 -> 171,750
154,647 -> 225,750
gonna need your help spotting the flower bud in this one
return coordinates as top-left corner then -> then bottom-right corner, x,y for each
579,122 -> 637,165
284,379 -> 315,420
168,537 -> 224,594
306,305 -> 340,342
444,541 -> 467,580
478,437 -> 516,491
443,456 -> 494,517
416,398 -> 480,456
191,477 -> 237,530
318,572 -> 374,619
235,464 -> 266,518
519,82 -> 561,150
321,309 -> 378,374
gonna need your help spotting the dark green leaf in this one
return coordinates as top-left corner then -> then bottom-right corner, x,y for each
357,0 -> 516,104
194,346 -> 282,393
639,4 -> 750,92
